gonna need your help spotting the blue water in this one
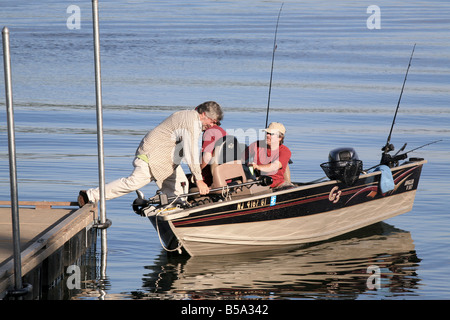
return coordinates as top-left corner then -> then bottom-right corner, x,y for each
1,0 -> 449,300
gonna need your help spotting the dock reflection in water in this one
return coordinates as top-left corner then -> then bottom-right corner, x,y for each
137,222 -> 421,300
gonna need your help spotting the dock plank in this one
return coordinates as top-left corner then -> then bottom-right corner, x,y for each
0,201 -> 78,210
0,204 -> 97,297
0,207 -> 73,264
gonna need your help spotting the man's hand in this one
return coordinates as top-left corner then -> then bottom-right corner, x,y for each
196,180 -> 210,195
250,162 -> 259,171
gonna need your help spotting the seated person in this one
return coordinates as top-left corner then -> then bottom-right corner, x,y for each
200,123 -> 227,186
245,122 -> 292,188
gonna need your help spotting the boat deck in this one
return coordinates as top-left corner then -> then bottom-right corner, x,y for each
0,201 -> 97,299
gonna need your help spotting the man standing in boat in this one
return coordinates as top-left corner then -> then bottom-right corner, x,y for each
245,122 -> 292,188
78,101 -> 223,207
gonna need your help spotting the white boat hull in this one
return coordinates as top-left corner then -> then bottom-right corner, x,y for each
169,191 -> 416,256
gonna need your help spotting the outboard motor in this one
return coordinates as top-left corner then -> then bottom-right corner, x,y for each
320,147 -> 363,186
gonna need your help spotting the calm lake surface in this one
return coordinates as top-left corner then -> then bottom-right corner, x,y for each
1,0 -> 449,300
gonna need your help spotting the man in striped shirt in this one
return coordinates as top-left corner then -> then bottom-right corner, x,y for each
78,101 -> 223,207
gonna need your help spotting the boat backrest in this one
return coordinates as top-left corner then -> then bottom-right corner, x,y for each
284,163 -> 291,184
210,135 -> 247,189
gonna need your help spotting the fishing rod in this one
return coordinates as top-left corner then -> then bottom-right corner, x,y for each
403,139 -> 442,155
368,139 -> 442,171
381,44 -> 416,158
265,3 -> 284,128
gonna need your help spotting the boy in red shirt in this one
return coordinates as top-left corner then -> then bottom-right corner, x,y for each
246,122 -> 291,188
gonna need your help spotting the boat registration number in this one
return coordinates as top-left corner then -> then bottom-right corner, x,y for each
405,179 -> 415,190
236,197 -> 269,210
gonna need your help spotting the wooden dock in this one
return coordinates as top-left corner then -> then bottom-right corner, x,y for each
0,201 -> 97,299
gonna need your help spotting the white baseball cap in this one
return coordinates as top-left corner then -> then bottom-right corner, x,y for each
264,122 -> 286,135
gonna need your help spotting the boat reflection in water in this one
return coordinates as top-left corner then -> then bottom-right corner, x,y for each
137,222 -> 421,299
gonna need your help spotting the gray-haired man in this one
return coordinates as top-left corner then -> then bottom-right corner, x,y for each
78,101 -> 223,207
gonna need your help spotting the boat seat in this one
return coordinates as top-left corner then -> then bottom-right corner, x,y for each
209,135 -> 247,191
272,162 -> 295,191
284,163 -> 291,184
211,160 -> 247,189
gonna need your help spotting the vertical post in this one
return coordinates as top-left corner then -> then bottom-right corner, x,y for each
2,26 -> 23,293
91,0 -> 107,229
91,2 -> 110,292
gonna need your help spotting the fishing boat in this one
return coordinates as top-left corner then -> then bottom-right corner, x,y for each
132,38 -> 430,257
132,139 -> 427,256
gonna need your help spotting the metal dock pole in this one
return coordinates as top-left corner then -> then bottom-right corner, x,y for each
91,2 -> 110,293
2,27 -> 31,298
91,0 -> 110,232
